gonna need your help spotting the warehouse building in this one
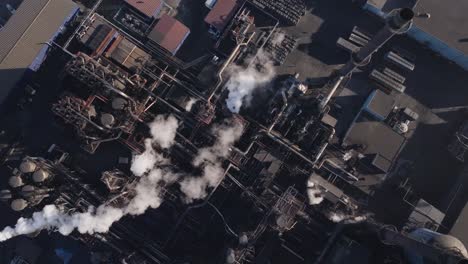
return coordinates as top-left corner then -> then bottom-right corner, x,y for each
148,14 -> 190,56
204,0 -> 240,37
0,0 -> 78,106
124,0 -> 164,18
364,0 -> 468,70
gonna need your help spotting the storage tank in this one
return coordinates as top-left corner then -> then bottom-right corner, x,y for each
100,113 -> 115,128
8,175 -> 24,188
112,98 -> 127,110
11,199 -> 28,211
21,185 -> 35,193
19,160 -> 37,173
32,169 -> 49,183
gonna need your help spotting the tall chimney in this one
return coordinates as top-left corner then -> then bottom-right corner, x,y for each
338,8 -> 414,77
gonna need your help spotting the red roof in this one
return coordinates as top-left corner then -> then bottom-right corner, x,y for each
148,15 -> 190,55
204,0 -> 239,31
125,0 -> 163,17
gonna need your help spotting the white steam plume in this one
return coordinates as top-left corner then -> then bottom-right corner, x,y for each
180,121 -> 244,202
0,116 -> 244,242
0,115 -> 180,242
148,115 -> 179,149
185,98 -> 198,112
307,179 -> 324,205
328,212 -> 368,224
225,50 -> 275,113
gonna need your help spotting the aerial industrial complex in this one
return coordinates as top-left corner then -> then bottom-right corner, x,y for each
0,0 -> 467,263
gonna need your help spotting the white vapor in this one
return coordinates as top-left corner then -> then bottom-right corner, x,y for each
225,50 -> 275,113
307,179 -> 324,205
180,121 -> 244,202
148,115 -> 179,149
0,116 -> 244,242
328,212 -> 368,224
185,98 -> 198,112
0,115 -> 180,242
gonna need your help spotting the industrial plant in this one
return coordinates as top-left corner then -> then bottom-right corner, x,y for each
0,0 -> 467,263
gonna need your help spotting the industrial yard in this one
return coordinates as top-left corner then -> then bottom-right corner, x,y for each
0,0 -> 467,263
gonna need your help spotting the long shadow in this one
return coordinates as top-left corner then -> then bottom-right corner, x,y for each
368,120 -> 464,227
398,121 -> 464,206
295,0 -> 384,66
174,0 -> 214,62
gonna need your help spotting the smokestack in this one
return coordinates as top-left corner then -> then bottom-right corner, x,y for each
338,8 -> 414,77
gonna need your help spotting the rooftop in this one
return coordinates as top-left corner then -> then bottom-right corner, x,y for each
367,0 -> 468,57
344,112 -> 406,164
125,0 -> 163,18
148,14 -> 190,55
363,90 -> 395,121
204,0 -> 240,31
0,0 -> 77,105
413,0 -> 468,56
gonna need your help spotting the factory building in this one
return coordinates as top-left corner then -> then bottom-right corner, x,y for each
148,14 -> 190,56
204,0 -> 240,38
364,0 -> 468,70
124,0 -> 164,19
0,0 -> 78,106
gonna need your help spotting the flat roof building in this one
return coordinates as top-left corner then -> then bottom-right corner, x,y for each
125,0 -> 163,18
364,0 -> 468,70
0,0 -> 78,106
204,0 -> 240,33
148,15 -> 190,55
362,90 -> 395,121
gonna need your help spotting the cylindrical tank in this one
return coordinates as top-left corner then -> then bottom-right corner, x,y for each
19,160 -> 37,173
32,169 -> 49,183
21,185 -> 35,193
112,98 -> 127,110
8,176 -> 24,188
100,113 -> 115,128
11,199 -> 28,211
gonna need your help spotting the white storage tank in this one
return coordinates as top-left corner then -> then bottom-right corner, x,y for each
11,199 -> 28,211
8,176 -> 24,188
32,169 -> 49,183
19,160 -> 37,173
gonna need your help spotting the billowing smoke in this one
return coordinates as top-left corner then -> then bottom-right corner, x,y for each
180,121 -> 244,202
225,50 -> 275,113
131,115 -> 178,176
271,31 -> 285,46
185,98 -> 198,112
0,115 -> 180,242
0,116 -> 244,241
0,204 -> 126,241
307,179 -> 324,205
328,212 -> 368,224
148,115 -> 179,149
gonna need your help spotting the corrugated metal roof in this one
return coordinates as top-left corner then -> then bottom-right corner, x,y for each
148,15 -> 190,55
125,0 -> 163,18
204,0 -> 239,31
0,0 -> 77,104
